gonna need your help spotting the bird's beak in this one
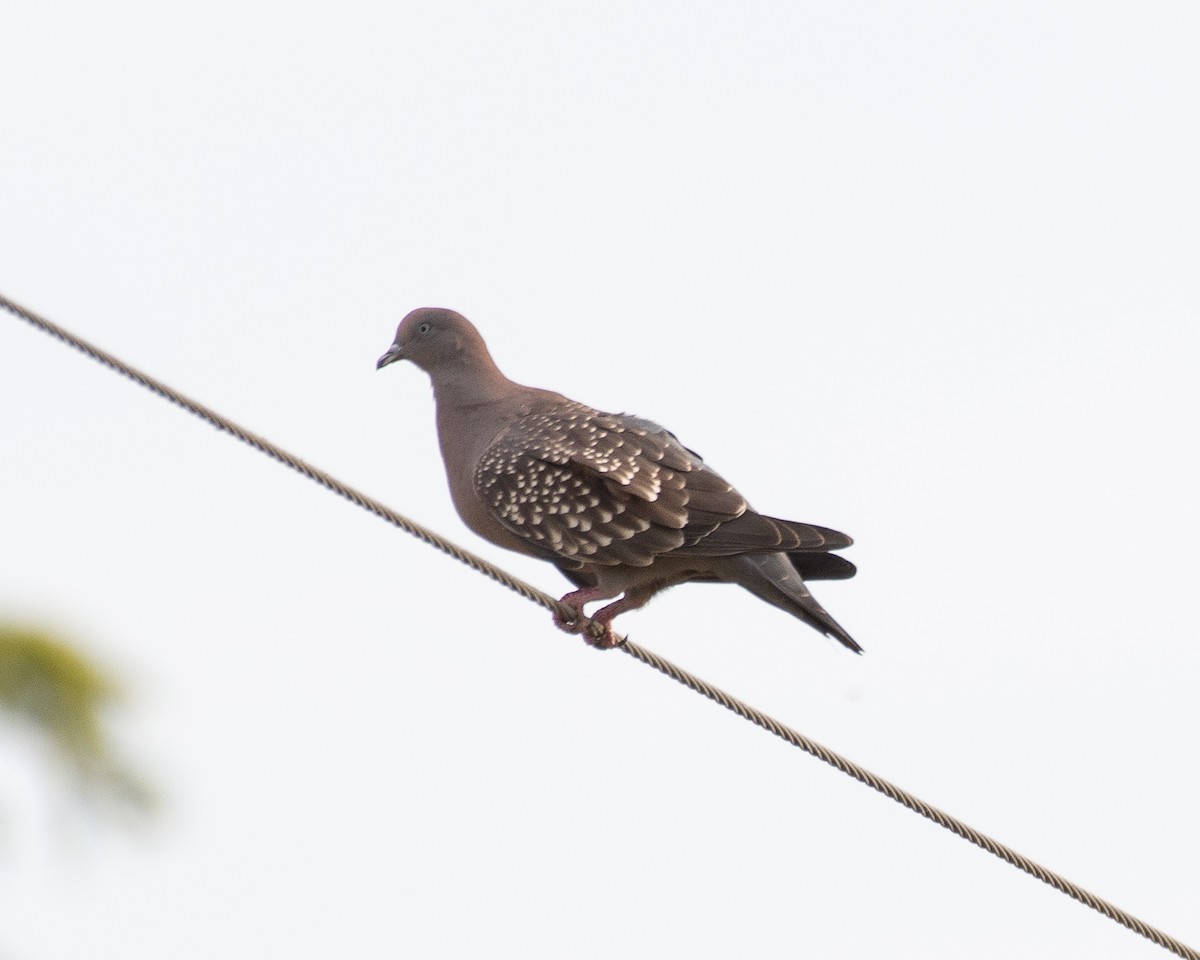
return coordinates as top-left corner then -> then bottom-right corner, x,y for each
376,343 -> 405,370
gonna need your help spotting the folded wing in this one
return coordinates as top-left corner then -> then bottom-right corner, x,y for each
474,404 -> 851,569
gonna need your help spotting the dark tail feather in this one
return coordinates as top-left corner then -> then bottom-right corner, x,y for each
788,552 -> 857,581
729,554 -> 863,653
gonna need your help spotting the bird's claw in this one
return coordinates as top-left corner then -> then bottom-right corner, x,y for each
581,621 -> 625,650
552,609 -> 624,649
553,609 -> 586,634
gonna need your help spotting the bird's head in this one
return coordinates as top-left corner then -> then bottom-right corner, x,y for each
376,307 -> 484,375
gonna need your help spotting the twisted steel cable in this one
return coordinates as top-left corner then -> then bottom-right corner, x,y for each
4,291 -> 1195,960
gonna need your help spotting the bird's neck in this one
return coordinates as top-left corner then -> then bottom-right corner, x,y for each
430,358 -> 528,513
430,355 -> 522,412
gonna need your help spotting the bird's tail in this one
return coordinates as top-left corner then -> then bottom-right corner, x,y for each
729,553 -> 862,653
787,551 -> 856,581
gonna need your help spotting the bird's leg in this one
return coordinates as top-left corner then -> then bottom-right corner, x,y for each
554,585 -> 641,649
578,586 -> 659,649
553,586 -> 610,634
578,600 -> 631,649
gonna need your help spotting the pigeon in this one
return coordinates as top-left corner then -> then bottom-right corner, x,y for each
377,307 -> 859,652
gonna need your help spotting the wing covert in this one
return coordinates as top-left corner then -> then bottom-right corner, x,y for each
474,404 -> 744,566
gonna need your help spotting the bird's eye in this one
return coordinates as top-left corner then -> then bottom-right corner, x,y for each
418,322 -> 432,335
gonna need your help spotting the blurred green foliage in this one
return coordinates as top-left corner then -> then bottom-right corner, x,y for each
0,622 -> 156,826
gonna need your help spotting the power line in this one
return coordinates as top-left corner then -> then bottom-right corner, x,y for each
3,290 -> 1195,960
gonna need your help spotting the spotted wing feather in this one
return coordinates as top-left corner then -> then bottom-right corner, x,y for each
475,404 -> 730,566
475,404 -> 850,568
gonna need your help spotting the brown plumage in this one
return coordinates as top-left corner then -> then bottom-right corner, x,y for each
377,307 -> 860,652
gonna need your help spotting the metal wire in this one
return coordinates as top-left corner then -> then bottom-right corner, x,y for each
4,291 -> 1195,960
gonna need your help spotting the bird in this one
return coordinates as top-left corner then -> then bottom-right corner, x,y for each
377,307 -> 860,652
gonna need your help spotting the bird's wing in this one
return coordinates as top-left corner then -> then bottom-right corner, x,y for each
474,404 -> 848,568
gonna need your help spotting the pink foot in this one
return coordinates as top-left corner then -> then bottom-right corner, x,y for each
579,618 -> 623,649
552,586 -> 607,634
552,587 -> 626,649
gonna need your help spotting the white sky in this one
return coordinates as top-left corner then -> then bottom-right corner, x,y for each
2,2 -> 1198,957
